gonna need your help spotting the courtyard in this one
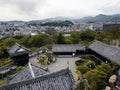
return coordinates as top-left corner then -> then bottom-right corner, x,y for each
29,56 -> 80,77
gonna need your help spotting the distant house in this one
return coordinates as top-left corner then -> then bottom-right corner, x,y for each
87,40 -> 120,64
8,44 -> 29,66
63,34 -> 71,37
7,63 -> 49,84
52,44 -> 85,55
0,68 -> 75,90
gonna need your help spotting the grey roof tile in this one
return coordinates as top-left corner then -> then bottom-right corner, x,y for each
88,40 -> 120,64
8,43 -> 29,57
0,68 -> 75,90
52,44 -> 85,52
7,63 -> 49,84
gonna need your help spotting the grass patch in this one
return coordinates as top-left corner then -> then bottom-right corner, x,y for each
0,58 -> 12,67
0,77 -> 7,86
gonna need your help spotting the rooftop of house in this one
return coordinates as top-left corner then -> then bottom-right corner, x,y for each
7,63 -> 49,84
88,40 -> 120,64
8,43 -> 29,57
0,68 -> 75,90
52,44 -> 85,52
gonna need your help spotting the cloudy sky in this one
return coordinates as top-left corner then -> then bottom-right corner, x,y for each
0,0 -> 120,21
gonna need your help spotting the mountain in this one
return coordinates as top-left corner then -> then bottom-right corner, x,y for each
0,20 -> 25,26
28,17 -> 75,24
75,14 -> 120,23
0,17 -> 74,25
40,20 -> 74,26
1,14 -> 120,24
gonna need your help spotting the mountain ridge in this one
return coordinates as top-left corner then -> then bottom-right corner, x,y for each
1,14 -> 120,24
75,14 -> 120,23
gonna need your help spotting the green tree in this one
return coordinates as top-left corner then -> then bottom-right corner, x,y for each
3,38 -> 16,47
57,33 -> 65,44
84,69 -> 107,90
104,28 -> 120,39
80,30 -> 95,41
22,35 -> 31,47
28,35 -> 44,47
84,63 -> 114,90
71,32 -> 81,44
95,32 -> 106,41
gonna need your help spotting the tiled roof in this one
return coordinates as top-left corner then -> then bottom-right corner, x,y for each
88,40 -> 120,64
7,63 -> 49,84
8,43 -> 29,57
0,68 -> 75,90
52,44 -> 85,52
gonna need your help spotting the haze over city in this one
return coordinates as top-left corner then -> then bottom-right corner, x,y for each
0,0 -> 120,21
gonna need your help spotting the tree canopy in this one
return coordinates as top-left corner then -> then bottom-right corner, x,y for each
41,20 -> 74,26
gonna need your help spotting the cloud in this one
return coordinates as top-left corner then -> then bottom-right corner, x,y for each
0,0 -> 120,21
0,0 -> 39,15
99,0 -> 120,15
0,0 -> 47,20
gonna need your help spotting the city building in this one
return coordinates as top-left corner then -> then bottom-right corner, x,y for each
103,24 -> 120,31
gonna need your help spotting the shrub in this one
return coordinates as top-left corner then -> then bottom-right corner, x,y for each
76,65 -> 89,74
37,54 -> 48,65
37,53 -> 54,64
16,66 -> 23,71
86,60 -> 95,69
75,59 -> 85,66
